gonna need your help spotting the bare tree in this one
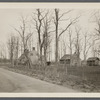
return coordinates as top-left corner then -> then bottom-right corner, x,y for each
14,36 -> 20,66
15,36 -> 20,60
62,38 -> 67,56
59,35 -> 68,58
27,36 -> 32,51
42,12 -> 52,64
32,9 -> 49,64
92,11 -> 100,57
13,15 -> 33,53
67,28 -> 75,66
54,9 -> 79,63
83,32 -> 92,61
0,43 -> 7,59
7,34 -> 20,66
74,27 -> 82,66
7,35 -> 16,67
94,11 -> 100,38
91,37 -> 100,57
13,15 -> 33,68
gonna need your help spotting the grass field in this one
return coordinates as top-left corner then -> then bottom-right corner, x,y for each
1,63 -> 100,92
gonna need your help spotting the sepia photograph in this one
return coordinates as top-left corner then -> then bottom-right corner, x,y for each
1,3 -> 100,97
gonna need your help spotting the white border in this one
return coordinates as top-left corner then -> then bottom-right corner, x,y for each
0,3 -> 100,97
0,93 -> 100,97
0,3 -> 99,9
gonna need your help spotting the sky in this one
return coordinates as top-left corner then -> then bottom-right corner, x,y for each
0,9 -> 93,43
0,8 -> 98,60
0,9 -> 33,43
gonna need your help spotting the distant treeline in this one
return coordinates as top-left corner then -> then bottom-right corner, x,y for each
0,58 -> 10,63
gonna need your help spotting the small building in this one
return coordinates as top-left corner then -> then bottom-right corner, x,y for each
18,47 -> 39,65
60,54 -> 70,64
28,47 -> 39,65
60,53 -> 81,66
17,53 -> 28,65
87,57 -> 100,66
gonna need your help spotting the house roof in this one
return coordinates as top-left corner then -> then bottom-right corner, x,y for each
18,50 -> 39,60
60,53 -> 81,61
18,53 -> 26,60
87,57 -> 100,61
60,54 -> 71,60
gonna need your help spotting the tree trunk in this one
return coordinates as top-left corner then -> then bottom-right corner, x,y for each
39,44 -> 42,63
55,9 -> 59,63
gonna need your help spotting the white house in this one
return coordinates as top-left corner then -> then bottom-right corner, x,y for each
28,47 -> 39,65
18,47 -> 39,65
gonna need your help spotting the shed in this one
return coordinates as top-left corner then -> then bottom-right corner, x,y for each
60,53 -> 81,66
87,57 -> 100,66
60,54 -> 70,64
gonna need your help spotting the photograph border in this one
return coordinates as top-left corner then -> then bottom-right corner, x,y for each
0,2 -> 100,98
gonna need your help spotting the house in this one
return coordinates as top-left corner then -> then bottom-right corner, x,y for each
60,54 -> 70,64
60,52 -> 81,66
28,47 -> 39,65
87,57 -> 100,66
17,53 -> 28,65
18,47 -> 39,65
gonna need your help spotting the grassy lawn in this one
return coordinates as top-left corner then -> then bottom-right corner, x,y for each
1,63 -> 100,92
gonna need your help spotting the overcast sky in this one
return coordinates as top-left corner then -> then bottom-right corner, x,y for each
0,9 -> 33,43
0,7 -> 98,60
0,9 -> 94,43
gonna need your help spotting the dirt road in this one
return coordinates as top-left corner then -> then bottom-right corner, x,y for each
0,68 -> 77,92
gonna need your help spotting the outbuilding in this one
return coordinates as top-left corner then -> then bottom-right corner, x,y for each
87,57 -> 100,66
60,54 -> 70,64
60,53 -> 81,66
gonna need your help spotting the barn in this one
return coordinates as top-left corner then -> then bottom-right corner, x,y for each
87,57 -> 100,66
